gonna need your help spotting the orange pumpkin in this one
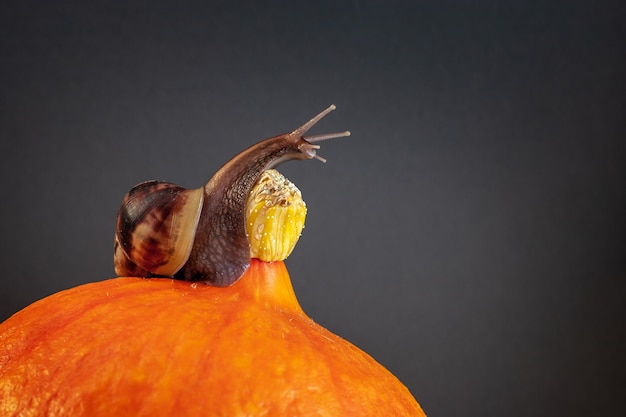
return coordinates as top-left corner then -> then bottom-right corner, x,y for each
0,259 -> 424,416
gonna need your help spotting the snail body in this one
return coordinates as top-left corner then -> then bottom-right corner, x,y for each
114,105 -> 349,287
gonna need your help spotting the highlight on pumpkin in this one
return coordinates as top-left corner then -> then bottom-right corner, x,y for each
245,169 -> 306,262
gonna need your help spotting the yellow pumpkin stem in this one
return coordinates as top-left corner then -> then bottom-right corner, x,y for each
245,169 -> 307,262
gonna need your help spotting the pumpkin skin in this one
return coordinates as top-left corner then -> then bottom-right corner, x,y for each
0,260 -> 425,416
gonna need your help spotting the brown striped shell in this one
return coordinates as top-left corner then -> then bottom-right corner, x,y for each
114,181 -> 204,278
113,105 -> 350,286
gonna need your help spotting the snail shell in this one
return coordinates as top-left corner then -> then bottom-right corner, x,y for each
114,181 -> 203,277
114,105 -> 349,286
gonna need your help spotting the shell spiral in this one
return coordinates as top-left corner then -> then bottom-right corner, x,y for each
114,181 -> 204,278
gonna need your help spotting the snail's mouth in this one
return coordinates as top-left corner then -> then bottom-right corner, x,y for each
298,141 -> 324,162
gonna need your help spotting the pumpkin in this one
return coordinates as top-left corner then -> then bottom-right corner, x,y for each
0,260 -> 424,416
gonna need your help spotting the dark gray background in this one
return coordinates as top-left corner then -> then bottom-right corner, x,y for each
1,1 -> 624,415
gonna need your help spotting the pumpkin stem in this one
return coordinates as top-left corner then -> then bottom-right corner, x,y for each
245,170 -> 306,261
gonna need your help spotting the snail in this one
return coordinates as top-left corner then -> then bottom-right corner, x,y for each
114,104 -> 350,287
